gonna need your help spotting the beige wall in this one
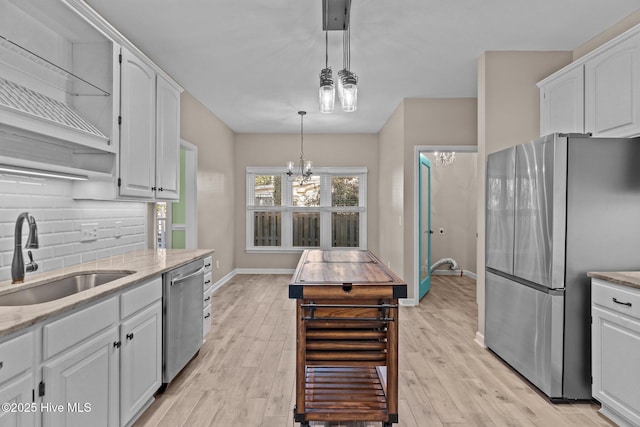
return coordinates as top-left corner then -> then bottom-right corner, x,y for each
476,51 -> 573,340
573,9 -> 640,60
424,152 -> 478,273
180,91 -> 235,284
377,102 -> 405,281
234,133 -> 379,270
377,98 -> 478,301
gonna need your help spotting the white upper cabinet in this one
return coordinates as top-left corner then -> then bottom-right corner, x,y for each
155,75 -> 180,200
0,0 -> 119,176
539,65 -> 585,136
119,48 -> 156,199
585,31 -> 640,137
539,24 -> 640,139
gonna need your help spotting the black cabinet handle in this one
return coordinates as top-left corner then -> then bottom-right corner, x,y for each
204,296 -> 211,302
159,187 -> 164,191
612,297 -> 632,307
205,263 -> 212,268
204,313 -> 211,319
113,341 -> 121,348
151,186 -> 156,191
0,361 -> 3,370
126,333 -> 134,340
205,280 -> 211,285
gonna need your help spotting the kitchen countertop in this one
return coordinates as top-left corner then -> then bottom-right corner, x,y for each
587,271 -> 640,291
0,248 -> 214,338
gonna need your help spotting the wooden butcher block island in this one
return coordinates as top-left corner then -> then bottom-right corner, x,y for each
289,250 -> 407,426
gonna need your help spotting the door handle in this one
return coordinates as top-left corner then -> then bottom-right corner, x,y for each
126,333 -> 134,340
612,297 -> 632,307
424,230 -> 434,234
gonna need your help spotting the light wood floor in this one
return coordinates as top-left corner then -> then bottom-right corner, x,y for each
134,274 -> 614,427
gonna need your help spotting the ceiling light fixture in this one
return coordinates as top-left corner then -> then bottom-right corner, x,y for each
287,111 -> 312,184
434,152 -> 456,167
319,30 -> 335,113
319,0 -> 357,113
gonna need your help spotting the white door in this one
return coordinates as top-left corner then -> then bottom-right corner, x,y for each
0,374 -> 35,427
155,75 -> 180,200
120,302 -> 162,425
120,48 -> 156,198
540,66 -> 584,136
42,329 -> 119,427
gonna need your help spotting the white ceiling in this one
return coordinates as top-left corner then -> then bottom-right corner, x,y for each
85,0 -> 639,134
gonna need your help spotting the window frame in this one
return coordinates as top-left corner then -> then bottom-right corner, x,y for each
246,166 -> 367,253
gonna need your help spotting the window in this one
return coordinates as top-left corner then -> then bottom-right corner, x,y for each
246,167 -> 367,252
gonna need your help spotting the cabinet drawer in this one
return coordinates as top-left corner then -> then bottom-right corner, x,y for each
43,297 -> 118,360
0,332 -> 33,384
203,256 -> 213,273
203,286 -> 213,307
592,279 -> 640,319
121,276 -> 162,319
204,272 -> 213,292
203,305 -> 212,338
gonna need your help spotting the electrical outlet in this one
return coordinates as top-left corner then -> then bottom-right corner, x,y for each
114,221 -> 122,238
80,223 -> 98,242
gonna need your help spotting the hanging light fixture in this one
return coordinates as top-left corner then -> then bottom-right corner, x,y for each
319,0 -> 357,113
287,111 -> 313,184
319,30 -> 335,113
337,23 -> 357,112
434,152 -> 456,167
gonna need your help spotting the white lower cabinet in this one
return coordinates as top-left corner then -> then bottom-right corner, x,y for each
42,328 -> 120,427
592,278 -> 640,427
0,330 -> 36,427
119,301 -> 162,425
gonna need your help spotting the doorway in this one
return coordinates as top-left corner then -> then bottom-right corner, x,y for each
418,154 -> 432,300
414,145 -> 477,304
156,139 -> 198,249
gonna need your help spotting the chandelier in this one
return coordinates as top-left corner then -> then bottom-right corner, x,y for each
287,111 -> 313,184
319,0 -> 357,113
434,151 -> 456,167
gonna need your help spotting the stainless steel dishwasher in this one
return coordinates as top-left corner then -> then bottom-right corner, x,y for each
162,258 -> 204,385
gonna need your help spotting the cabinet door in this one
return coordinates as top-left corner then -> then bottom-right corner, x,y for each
585,33 -> 640,137
540,66 -> 584,136
0,374 -> 35,427
120,301 -> 162,425
592,306 -> 640,426
155,75 -> 180,200
42,328 -> 119,427
120,47 -> 156,198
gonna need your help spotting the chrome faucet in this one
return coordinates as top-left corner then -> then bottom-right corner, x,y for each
11,212 -> 39,284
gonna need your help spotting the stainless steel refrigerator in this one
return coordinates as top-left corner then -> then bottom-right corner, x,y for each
485,133 -> 640,401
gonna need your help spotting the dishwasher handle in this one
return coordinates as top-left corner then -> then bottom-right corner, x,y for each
171,267 -> 204,287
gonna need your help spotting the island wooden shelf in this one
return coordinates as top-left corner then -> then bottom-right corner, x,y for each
289,249 -> 407,427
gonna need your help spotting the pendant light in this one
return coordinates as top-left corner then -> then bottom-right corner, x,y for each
319,30 -> 335,113
337,19 -> 357,112
286,111 -> 312,184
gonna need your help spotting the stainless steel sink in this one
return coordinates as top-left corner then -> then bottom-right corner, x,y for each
0,271 -> 133,306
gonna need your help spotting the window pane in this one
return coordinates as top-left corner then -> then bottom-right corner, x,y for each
332,212 -> 359,247
292,176 -> 320,207
293,212 -> 320,247
254,175 -> 281,206
332,176 -> 359,207
254,211 -> 281,246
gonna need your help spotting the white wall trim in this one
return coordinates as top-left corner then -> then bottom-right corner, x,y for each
235,268 -> 296,275
464,270 -> 477,279
400,298 -> 417,307
413,145 -> 478,305
210,270 -> 236,294
475,331 -> 486,348
181,139 -> 198,249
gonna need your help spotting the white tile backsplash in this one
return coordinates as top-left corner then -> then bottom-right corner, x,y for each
0,175 -> 147,282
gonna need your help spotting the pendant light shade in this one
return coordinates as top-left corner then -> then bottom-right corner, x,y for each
319,67 -> 335,113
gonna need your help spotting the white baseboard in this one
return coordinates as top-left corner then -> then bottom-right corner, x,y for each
210,270 -> 236,293
234,268 -> 295,275
432,269 -> 463,276
400,298 -> 417,306
475,331 -> 486,348
464,270 -> 477,279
